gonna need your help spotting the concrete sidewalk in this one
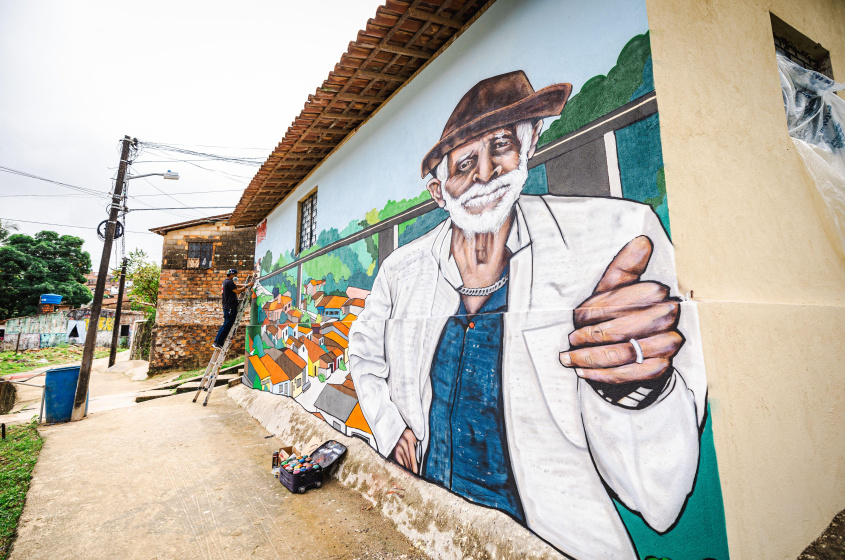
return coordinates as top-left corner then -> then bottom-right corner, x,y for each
3,351 -> 160,424
9,388 -> 426,560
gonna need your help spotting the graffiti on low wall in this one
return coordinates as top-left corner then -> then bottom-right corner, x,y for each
2,308 -> 139,350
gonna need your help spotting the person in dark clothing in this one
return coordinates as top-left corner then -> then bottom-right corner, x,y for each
213,269 -> 250,349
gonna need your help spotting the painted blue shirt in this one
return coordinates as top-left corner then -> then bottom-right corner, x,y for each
422,275 -> 525,523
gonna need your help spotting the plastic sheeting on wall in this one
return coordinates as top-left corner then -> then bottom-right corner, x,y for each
778,54 -> 845,256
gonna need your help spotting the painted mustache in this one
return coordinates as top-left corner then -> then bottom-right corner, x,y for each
453,167 -> 524,210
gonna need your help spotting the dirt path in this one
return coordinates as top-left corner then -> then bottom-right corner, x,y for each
8,387 -> 427,560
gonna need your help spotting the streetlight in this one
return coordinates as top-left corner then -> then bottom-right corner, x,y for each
126,170 -> 180,181
106,169 -> 180,368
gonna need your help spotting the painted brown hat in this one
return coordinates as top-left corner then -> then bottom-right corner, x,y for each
421,70 -> 571,178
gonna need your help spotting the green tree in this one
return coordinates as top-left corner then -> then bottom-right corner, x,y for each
0,219 -> 20,245
0,231 -> 92,320
115,249 -> 161,316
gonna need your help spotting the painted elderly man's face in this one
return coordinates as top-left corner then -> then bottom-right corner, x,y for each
427,121 -> 541,235
444,126 -> 523,213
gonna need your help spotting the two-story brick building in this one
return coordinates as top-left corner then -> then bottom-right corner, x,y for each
148,213 -> 255,372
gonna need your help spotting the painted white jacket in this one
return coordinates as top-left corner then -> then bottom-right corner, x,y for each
349,195 -> 707,560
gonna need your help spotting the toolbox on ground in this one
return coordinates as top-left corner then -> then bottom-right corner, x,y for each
277,440 -> 347,494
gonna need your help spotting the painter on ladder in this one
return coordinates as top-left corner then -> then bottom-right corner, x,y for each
213,269 -> 249,349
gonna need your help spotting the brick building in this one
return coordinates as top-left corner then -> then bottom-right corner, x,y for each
148,214 -> 255,373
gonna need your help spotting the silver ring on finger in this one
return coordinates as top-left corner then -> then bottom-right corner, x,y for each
629,338 -> 644,364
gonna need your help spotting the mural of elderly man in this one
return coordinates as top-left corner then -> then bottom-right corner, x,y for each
349,70 -> 707,559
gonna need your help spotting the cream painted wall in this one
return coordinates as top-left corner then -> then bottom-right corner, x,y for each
647,0 -> 845,558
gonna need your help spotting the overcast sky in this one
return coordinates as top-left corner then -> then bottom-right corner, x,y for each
0,0 -> 384,271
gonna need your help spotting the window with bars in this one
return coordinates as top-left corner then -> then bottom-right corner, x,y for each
298,190 -> 318,253
187,242 -> 214,269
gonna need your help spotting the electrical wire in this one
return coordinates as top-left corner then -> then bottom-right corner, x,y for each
0,193 -> 99,198
0,165 -> 111,198
0,189 -> 244,198
0,217 -> 158,234
139,148 -> 254,182
134,159 -> 256,163
135,174 -> 205,218
132,189 -> 243,196
128,206 -> 234,212
0,153 -> 203,220
150,142 -> 269,151
136,142 -> 265,166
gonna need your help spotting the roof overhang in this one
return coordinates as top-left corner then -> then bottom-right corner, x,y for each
149,213 -> 234,236
228,0 -> 493,227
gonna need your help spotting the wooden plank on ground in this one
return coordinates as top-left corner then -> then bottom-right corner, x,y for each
135,389 -> 176,403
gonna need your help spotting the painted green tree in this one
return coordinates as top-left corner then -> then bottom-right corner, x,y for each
260,250 -> 274,275
540,32 -> 653,146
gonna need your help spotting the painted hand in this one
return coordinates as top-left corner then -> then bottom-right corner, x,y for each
391,428 -> 419,474
558,236 -> 684,384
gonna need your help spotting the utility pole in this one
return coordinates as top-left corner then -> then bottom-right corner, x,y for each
72,135 -> 135,421
108,257 -> 128,367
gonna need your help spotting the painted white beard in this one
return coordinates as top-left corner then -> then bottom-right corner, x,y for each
442,158 -> 528,235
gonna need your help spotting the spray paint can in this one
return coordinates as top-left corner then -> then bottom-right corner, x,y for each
272,451 -> 279,469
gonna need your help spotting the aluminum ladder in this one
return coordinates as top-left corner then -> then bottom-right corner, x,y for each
193,276 -> 252,406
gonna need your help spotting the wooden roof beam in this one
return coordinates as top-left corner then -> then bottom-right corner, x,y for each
356,69 -> 407,82
296,141 -> 340,149
408,8 -> 463,29
378,43 -> 433,58
336,93 -> 387,103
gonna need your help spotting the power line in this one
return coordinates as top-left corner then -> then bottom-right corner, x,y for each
0,217 -> 158,234
0,189 -> 243,198
147,142 -> 269,151
136,175 -> 204,218
132,189 -> 243,196
134,159 -> 257,163
136,141 -> 265,166
139,148 -> 254,181
0,165 -> 111,198
128,206 -> 234,212
0,193 -> 98,198
0,163 -> 205,220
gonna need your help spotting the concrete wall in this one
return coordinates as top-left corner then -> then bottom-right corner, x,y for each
1,308 -> 143,352
149,220 -> 254,372
646,1 -> 845,558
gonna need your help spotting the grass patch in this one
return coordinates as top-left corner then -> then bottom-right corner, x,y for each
0,346 -> 114,377
0,419 -> 43,560
171,356 -> 245,383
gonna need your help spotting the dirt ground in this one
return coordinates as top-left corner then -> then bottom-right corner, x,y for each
798,509 -> 845,560
8,387 -> 427,560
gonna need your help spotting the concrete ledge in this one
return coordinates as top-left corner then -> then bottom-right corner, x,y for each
227,384 -> 565,560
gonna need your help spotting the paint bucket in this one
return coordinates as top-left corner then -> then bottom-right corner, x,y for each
43,366 -> 88,424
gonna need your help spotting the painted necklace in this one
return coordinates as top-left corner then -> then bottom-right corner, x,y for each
456,274 -> 508,297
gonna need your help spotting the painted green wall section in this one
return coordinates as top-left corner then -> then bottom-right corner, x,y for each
616,408 -> 730,560
523,165 -> 549,195
616,113 -> 671,237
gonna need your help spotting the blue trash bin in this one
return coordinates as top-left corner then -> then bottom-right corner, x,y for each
43,366 -> 88,423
